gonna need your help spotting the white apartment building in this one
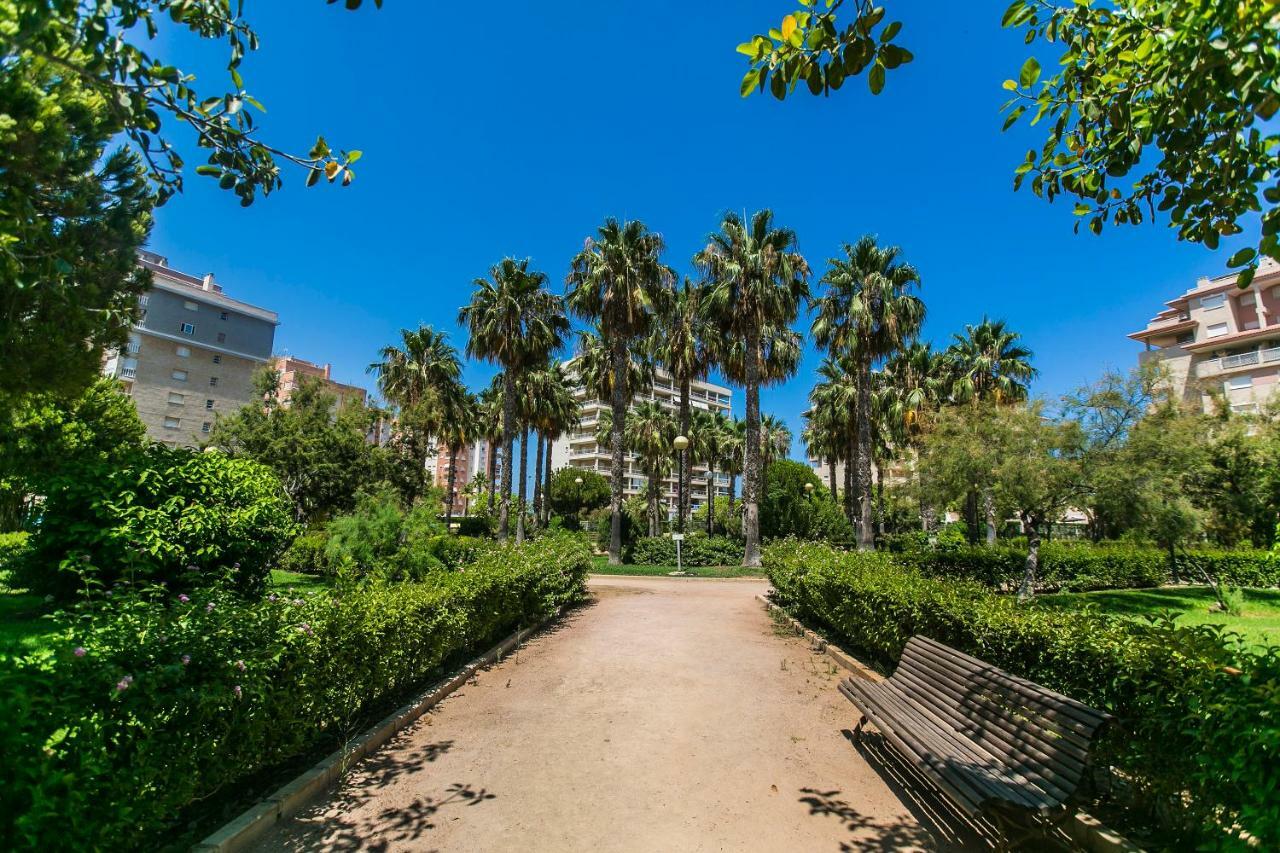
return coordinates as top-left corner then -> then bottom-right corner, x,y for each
550,368 -> 733,519
1131,258 -> 1280,415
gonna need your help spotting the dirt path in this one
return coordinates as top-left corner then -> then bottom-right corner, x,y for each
251,576 -> 944,852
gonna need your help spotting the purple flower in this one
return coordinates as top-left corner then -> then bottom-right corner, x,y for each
233,684 -> 243,699
178,594 -> 190,603
116,675 -> 134,692
181,654 -> 191,666
297,622 -> 313,637
235,659 -> 246,672
267,594 -> 278,603
205,602 -> 215,613
73,646 -> 86,658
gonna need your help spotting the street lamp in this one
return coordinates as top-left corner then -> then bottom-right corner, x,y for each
672,434 -> 689,574
574,477 -> 584,529
804,481 -> 814,500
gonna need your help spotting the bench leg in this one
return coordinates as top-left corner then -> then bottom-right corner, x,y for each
853,715 -> 867,743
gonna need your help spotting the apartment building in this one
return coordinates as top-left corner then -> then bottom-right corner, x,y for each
271,356 -> 368,409
426,441 -> 497,515
550,368 -> 733,518
1130,258 -> 1280,414
102,251 -> 278,448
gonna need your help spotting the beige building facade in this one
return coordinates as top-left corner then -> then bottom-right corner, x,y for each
271,356 -> 367,410
1131,258 -> 1280,414
103,251 -> 278,448
550,368 -> 733,518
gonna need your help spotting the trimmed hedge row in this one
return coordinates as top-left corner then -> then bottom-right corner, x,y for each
887,540 -> 1279,592
1,533 -> 591,848
628,535 -> 743,567
764,540 -> 1280,849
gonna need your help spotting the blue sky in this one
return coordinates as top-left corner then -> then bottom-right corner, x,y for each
148,1 -> 1255,461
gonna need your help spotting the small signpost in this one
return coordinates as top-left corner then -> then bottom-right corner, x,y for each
671,532 -> 685,574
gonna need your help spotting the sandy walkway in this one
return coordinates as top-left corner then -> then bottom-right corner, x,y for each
251,576 -> 947,852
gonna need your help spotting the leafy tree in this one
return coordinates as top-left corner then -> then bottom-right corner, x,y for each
547,467 -> 610,528
760,458 -> 851,542
459,258 -> 568,542
567,218 -> 672,564
812,235 -> 923,550
0,378 -> 146,530
209,371 -> 377,524
697,210 -> 810,567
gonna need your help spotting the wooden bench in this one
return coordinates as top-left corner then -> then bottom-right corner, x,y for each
838,635 -> 1111,849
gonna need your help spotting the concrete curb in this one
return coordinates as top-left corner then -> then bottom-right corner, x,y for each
756,592 -> 1143,853
192,612 -> 559,852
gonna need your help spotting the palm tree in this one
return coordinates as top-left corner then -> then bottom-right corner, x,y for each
760,413 -> 792,468
943,318 -> 1037,544
719,415 -> 746,533
527,362 -> 580,527
652,277 -> 711,529
696,210 -> 810,567
367,325 -> 465,502
883,342 -> 946,531
684,407 -> 717,532
812,235 -> 924,551
567,326 -> 655,406
475,382 -> 504,511
625,401 -> 677,535
809,355 -> 858,523
566,218 -> 672,565
438,392 -> 479,528
459,258 -> 569,542
944,317 -> 1038,404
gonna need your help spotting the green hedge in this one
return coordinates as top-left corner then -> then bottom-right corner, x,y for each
628,535 -> 743,567
1,534 -> 590,848
888,540 -> 1279,592
764,540 -> 1280,849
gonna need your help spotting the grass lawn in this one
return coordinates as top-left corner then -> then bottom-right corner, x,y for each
1033,586 -> 1280,649
0,585 -> 58,657
268,569 -> 330,594
588,556 -> 765,578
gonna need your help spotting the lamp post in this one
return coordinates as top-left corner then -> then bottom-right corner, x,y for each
574,476 -> 584,529
804,481 -> 814,500
672,435 -> 689,574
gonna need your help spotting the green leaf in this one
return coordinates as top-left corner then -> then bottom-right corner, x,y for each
194,165 -> 220,176
740,67 -> 762,98
736,41 -> 757,56
880,21 -> 901,42
346,150 -> 363,165
1227,248 -> 1257,268
1002,79 -> 1018,91
305,168 -> 321,188
868,62 -> 885,95
1019,56 -> 1041,89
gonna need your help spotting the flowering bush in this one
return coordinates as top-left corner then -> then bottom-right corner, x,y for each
0,533 -> 590,847
18,446 -> 295,599
764,540 -> 1280,849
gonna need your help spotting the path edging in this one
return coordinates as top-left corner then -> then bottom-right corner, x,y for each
192,610 -> 562,852
755,593 -> 1143,853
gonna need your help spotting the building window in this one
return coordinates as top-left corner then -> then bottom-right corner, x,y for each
1176,331 -> 1195,345
216,332 -> 226,343
171,369 -> 188,381
184,300 -> 198,311
167,392 -> 185,405
205,399 -> 215,409
1226,376 -> 1252,391
1201,293 -> 1226,310
219,311 -> 229,321
180,322 -> 196,335
175,345 -> 190,358
1206,322 -> 1229,338
1240,292 -> 1256,306
163,416 -> 181,430
201,422 -> 212,433
209,377 -> 218,387
212,354 -> 222,364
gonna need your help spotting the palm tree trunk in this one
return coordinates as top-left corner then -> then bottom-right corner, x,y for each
728,472 -> 737,528
445,444 -> 458,529
487,440 -> 497,511
742,328 -> 763,568
517,424 -> 530,544
532,432 -> 545,531
855,351 -> 874,551
679,375 -> 691,529
499,373 -> 517,542
648,475 -> 659,537
543,436 -> 555,526
844,435 -> 856,525
982,488 -> 998,545
608,337 -> 627,565
829,457 -> 838,501
876,463 -> 886,538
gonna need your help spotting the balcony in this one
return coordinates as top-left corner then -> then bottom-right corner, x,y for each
121,367 -> 137,379
1198,345 -> 1280,378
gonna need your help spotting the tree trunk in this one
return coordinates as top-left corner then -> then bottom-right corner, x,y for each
982,488 -> 998,546
543,436 -> 555,526
844,437 -> 855,526
499,372 -> 516,542
648,475 -> 660,537
532,432 -> 545,531
445,444 -> 458,529
876,463 -> 886,538
855,351 -> 874,551
742,327 -> 763,567
1017,514 -> 1040,601
608,337 -> 628,565
706,459 -> 716,537
965,490 -> 980,545
487,440 -> 497,511
679,375 -> 691,530
516,424 -> 530,544
829,457 -> 838,501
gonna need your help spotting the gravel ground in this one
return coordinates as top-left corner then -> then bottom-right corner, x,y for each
250,575 -> 962,852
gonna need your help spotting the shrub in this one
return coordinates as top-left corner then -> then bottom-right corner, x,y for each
764,540 -> 1280,849
276,529 -> 333,576
0,530 -> 30,572
452,515 -> 491,537
21,447 -> 295,599
324,489 -> 449,579
547,467 -> 610,526
691,495 -> 742,539
1,534 -> 591,847
628,535 -> 744,567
